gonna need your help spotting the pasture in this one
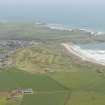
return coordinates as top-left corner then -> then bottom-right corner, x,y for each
0,68 -> 69,105
49,71 -> 105,105
0,68 -> 105,105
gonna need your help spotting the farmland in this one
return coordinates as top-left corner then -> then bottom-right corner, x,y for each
0,67 -> 105,105
49,71 -> 105,105
0,68 -> 69,105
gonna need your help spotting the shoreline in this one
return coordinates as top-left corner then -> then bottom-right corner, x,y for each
61,43 -> 105,66
41,23 -> 105,36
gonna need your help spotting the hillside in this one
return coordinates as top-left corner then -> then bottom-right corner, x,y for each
11,43 -> 105,74
12,45 -> 73,73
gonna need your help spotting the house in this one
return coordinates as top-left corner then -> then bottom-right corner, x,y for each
16,88 -> 34,95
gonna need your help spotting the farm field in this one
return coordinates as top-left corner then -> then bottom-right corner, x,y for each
21,93 -> 68,105
49,71 -> 105,105
0,68 -> 105,105
0,68 -> 69,105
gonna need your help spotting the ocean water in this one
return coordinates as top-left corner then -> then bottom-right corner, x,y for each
79,43 -> 105,50
0,5 -> 105,32
72,42 -> 105,65
67,43 -> 105,65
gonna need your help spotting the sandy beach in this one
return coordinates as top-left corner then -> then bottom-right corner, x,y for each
62,43 -> 105,65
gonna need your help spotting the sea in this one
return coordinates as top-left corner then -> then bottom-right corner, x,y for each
0,4 -> 105,32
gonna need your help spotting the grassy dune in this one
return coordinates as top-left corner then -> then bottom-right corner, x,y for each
12,43 -> 105,73
12,45 -> 74,73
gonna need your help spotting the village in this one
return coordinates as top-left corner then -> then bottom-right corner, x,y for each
0,88 -> 34,103
0,40 -> 38,69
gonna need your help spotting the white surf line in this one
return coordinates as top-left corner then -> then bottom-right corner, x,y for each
42,23 -> 105,36
36,22 -> 105,36
44,24 -> 73,31
61,43 -> 105,66
61,43 -> 86,60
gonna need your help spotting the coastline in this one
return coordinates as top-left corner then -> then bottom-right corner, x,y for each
62,43 -> 105,66
41,23 -> 105,36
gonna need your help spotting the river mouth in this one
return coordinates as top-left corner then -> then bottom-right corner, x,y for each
62,42 -> 105,66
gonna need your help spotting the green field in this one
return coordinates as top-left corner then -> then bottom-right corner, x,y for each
21,93 -> 67,105
49,71 -> 105,105
0,68 -> 69,105
0,97 -> 7,105
0,59 -> 105,105
0,68 -> 105,105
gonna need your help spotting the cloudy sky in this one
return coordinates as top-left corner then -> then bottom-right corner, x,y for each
0,0 -> 104,6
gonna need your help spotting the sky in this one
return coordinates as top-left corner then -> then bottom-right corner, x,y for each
0,0 -> 105,6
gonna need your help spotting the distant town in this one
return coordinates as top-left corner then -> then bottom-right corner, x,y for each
0,40 -> 38,69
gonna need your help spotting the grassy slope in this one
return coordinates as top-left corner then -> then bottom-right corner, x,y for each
49,71 -> 105,105
12,42 -> 105,105
1,68 -> 105,105
12,45 -> 74,73
12,43 -> 104,73
0,68 -> 69,105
